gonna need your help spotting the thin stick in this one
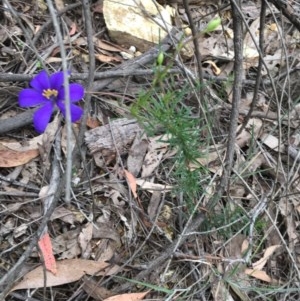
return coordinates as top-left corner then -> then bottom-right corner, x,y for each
73,0 -> 96,165
212,0 -> 244,206
182,0 -> 205,112
46,0 -> 72,205
236,0 -> 266,136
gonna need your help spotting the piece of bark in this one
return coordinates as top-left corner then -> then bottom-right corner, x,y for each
84,118 -> 142,166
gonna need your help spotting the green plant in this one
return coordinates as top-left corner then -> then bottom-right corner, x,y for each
131,56 -> 210,211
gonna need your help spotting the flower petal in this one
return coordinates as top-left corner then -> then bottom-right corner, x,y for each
57,83 -> 84,103
49,71 -> 65,90
70,104 -> 83,121
69,83 -> 84,101
33,103 -> 53,133
30,70 -> 50,92
19,89 -> 47,107
57,101 -> 83,122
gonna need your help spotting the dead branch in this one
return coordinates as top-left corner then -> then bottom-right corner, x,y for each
212,0 -> 244,205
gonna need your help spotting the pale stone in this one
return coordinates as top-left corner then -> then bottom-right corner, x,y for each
103,0 -> 172,52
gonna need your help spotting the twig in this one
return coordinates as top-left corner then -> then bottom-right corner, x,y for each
0,191 -> 38,197
0,68 -> 182,82
244,195 -> 268,263
212,0 -> 244,205
0,173 -> 40,192
70,0 -> 97,228
0,67 -> 297,85
0,108 -> 35,135
46,0 -> 72,205
182,0 -> 205,110
236,0 -> 266,136
288,145 -> 300,163
73,0 -> 96,166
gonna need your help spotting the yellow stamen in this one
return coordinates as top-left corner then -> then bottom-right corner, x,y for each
42,89 -> 58,99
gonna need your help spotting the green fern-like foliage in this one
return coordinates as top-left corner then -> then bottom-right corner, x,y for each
131,62 -> 209,211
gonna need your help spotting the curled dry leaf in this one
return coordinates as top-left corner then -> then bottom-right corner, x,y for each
203,60 -> 221,75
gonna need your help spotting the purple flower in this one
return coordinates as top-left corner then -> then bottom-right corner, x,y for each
18,70 -> 84,133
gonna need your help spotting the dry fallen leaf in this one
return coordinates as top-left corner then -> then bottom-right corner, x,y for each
50,207 -> 76,225
245,269 -> 272,282
102,291 -> 149,301
124,170 -> 137,198
141,134 -> 169,178
260,133 -> 285,153
11,259 -> 119,291
203,60 -> 221,75
69,22 -> 77,35
211,280 -> 235,301
147,190 -> 162,220
93,37 -> 127,52
78,222 -> 93,259
52,229 -> 81,259
86,116 -> 101,129
95,53 -> 122,63
252,245 -> 281,270
0,135 -> 42,151
0,149 -> 39,167
61,123 -> 79,156
38,232 -> 57,275
127,134 -> 148,176
82,277 -> 113,300
136,179 -> 172,192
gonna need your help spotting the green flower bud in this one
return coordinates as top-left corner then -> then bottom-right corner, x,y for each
203,17 -> 221,33
157,51 -> 164,66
